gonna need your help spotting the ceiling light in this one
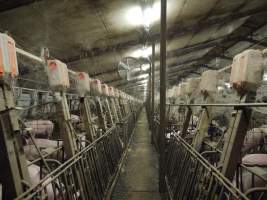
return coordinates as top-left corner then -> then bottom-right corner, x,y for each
264,73 -> 267,81
126,2 -> 160,28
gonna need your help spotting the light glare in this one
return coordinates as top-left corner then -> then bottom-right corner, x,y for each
132,46 -> 152,58
126,2 -> 160,27
141,64 -> 150,71
138,74 -> 149,79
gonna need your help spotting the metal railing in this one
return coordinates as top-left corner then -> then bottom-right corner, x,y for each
16,112 -> 139,200
235,164 -> 267,199
165,135 -> 249,200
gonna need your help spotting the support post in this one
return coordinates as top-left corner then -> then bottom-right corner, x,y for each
95,96 -> 108,132
57,92 -> 77,158
110,98 -> 120,123
220,92 -> 256,181
104,97 -> 114,127
0,82 -> 30,199
80,97 -> 95,142
115,98 -> 123,121
151,42 -> 155,144
192,95 -> 214,152
159,0 -> 167,193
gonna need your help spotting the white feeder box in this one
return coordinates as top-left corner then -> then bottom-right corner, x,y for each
47,59 -> 70,89
230,49 -> 263,93
108,86 -> 115,97
186,77 -> 200,95
0,33 -> 19,78
101,84 -> 109,96
199,70 -> 218,94
76,72 -> 90,96
90,79 -> 102,96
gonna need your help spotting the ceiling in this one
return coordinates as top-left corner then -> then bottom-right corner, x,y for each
1,0 -> 267,98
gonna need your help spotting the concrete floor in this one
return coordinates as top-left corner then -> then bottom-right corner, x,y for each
112,110 -> 161,200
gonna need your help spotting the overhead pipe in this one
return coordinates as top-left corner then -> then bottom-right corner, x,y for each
16,47 -> 78,76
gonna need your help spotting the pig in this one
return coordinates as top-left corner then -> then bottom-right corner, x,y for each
27,139 -> 62,149
24,120 -> 54,139
233,154 -> 267,194
28,162 -> 61,199
243,128 -> 266,153
24,139 -> 63,161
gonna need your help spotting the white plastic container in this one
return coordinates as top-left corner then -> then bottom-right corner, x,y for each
90,79 -> 102,96
199,70 -> 218,94
101,84 -> 109,96
75,72 -> 90,96
0,33 -> 18,77
230,49 -> 263,92
47,59 -> 70,89
186,77 -> 200,95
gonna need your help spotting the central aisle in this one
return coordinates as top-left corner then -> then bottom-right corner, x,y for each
112,110 -> 161,200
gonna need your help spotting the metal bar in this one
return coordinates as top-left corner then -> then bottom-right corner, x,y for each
16,47 -> 77,76
192,95 -> 214,152
151,42 -> 155,144
167,102 -> 267,107
159,0 -> 167,193
16,47 -> 44,64
220,92 -> 256,181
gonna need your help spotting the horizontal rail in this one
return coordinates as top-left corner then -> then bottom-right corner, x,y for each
165,135 -> 249,200
15,109 -> 141,200
167,103 -> 267,107
16,47 -> 78,76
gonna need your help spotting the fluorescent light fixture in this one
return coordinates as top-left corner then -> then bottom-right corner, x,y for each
141,64 -> 150,71
264,73 -> 267,81
126,2 -> 160,27
132,46 -> 152,58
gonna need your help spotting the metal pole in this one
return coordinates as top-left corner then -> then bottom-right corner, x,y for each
167,102 -> 267,107
151,42 -> 155,144
148,64 -> 152,115
159,0 -> 167,193
152,43 -> 155,116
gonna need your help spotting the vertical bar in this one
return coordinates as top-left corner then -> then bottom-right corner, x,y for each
220,92 -> 255,181
148,64 -> 151,116
159,0 -> 167,193
151,42 -> 155,144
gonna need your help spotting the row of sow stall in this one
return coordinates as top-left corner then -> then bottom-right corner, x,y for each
0,33 -> 143,200
150,49 -> 267,199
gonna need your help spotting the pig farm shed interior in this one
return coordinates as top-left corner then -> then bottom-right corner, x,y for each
1,0 -> 267,200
